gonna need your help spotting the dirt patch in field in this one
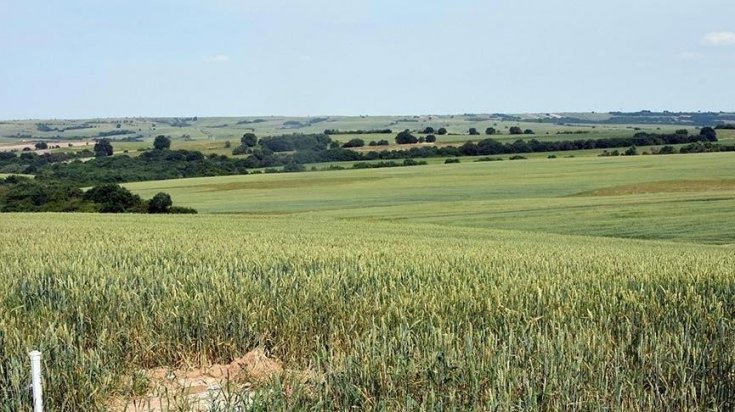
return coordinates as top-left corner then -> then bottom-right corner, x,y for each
572,179 -> 735,197
110,349 -> 285,411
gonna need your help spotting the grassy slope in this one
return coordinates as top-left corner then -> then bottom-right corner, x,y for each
125,152 -> 735,244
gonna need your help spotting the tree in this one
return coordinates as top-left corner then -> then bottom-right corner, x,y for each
83,184 -> 142,212
148,192 -> 173,213
509,126 -> 523,135
153,135 -> 171,150
469,128 -> 480,135
624,145 -> 638,156
425,134 -> 437,143
523,129 -> 535,135
437,127 -> 448,135
34,142 -> 48,150
241,133 -> 258,147
423,126 -> 435,134
94,138 -> 114,157
395,130 -> 419,144
342,138 -> 365,148
700,127 -> 717,142
485,127 -> 496,135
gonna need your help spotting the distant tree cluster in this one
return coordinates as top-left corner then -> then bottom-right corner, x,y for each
0,176 -> 196,214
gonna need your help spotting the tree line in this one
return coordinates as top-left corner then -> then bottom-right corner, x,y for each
0,175 -> 196,214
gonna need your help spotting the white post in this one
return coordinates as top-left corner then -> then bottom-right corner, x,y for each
29,351 -> 43,412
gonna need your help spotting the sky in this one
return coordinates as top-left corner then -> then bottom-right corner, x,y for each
0,0 -> 734,119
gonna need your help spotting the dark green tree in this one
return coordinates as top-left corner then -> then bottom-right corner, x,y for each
148,192 -> 173,213
153,135 -> 171,150
395,130 -> 419,144
241,133 -> 258,147
700,127 -> 717,142
94,138 -> 114,157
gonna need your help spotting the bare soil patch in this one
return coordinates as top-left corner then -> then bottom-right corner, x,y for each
110,349 -> 284,412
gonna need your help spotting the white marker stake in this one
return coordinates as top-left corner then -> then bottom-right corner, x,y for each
29,351 -> 43,412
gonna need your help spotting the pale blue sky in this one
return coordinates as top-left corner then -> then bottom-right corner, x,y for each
1,0 -> 733,119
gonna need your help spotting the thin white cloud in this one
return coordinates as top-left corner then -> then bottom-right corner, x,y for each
703,32 -> 735,46
203,55 -> 230,63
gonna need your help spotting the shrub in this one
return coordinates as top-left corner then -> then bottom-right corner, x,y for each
445,158 -> 460,164
509,155 -> 527,160
425,135 -> 436,143
469,128 -> 480,135
509,126 -> 523,135
342,138 -> 365,148
395,130 -> 419,145
437,128 -> 448,135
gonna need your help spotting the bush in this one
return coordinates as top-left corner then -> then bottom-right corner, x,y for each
168,206 -> 198,214
395,130 -> 419,145
34,142 -> 48,150
509,126 -> 523,135
444,158 -> 460,164
524,129 -> 535,135
509,155 -> 527,160
425,135 -> 436,143
485,128 -> 496,135
469,128 -> 480,135
422,127 -> 435,134
342,138 -> 365,148
624,146 -> 638,156
437,128 -> 448,135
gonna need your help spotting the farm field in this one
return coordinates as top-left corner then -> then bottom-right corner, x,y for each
126,152 -> 735,244
1,212 -> 735,410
